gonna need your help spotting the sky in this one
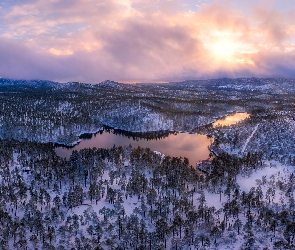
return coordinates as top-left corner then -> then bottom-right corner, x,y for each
0,0 -> 295,83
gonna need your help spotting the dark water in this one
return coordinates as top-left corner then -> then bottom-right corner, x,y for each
55,112 -> 249,165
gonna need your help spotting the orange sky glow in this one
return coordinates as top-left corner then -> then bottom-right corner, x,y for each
0,0 -> 294,83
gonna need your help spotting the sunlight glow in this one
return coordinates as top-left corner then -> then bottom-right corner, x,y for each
210,38 -> 237,58
205,32 -> 256,66
213,112 -> 250,127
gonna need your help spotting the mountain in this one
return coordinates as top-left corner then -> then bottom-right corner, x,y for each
166,77 -> 295,94
97,80 -> 126,90
0,78 -> 61,89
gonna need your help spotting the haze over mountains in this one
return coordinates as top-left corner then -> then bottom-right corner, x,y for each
1,77 -> 295,93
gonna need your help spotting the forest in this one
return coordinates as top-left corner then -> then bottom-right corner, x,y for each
0,77 -> 293,146
0,78 -> 295,249
0,137 -> 294,249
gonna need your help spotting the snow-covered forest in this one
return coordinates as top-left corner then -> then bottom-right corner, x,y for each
2,77 -> 293,146
1,139 -> 294,249
0,78 -> 295,249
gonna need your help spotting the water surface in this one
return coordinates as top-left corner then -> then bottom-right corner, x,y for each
55,112 -> 249,165
56,131 -> 213,165
213,112 -> 249,127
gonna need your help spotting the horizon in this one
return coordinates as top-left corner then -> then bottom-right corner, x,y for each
1,76 -> 295,85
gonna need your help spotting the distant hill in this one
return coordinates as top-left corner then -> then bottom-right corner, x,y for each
0,78 -> 60,89
97,80 -> 126,90
166,77 -> 295,94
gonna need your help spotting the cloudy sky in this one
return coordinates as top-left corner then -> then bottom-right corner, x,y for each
0,0 -> 294,83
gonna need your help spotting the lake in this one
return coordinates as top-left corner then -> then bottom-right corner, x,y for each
212,112 -> 250,127
55,131 -> 213,165
55,112 -> 249,165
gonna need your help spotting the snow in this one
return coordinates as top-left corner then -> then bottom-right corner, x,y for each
241,123 -> 259,153
2,77 -> 295,249
2,137 -> 295,249
237,161 -> 283,193
204,191 -> 224,210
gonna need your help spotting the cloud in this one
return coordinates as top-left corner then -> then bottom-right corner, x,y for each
0,0 -> 294,82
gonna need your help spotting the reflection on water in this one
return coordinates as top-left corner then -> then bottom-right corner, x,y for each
55,112 -> 249,165
213,112 -> 249,127
55,131 -> 213,165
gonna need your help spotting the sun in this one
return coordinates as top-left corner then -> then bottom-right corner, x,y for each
210,38 -> 237,59
203,31 -> 256,65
